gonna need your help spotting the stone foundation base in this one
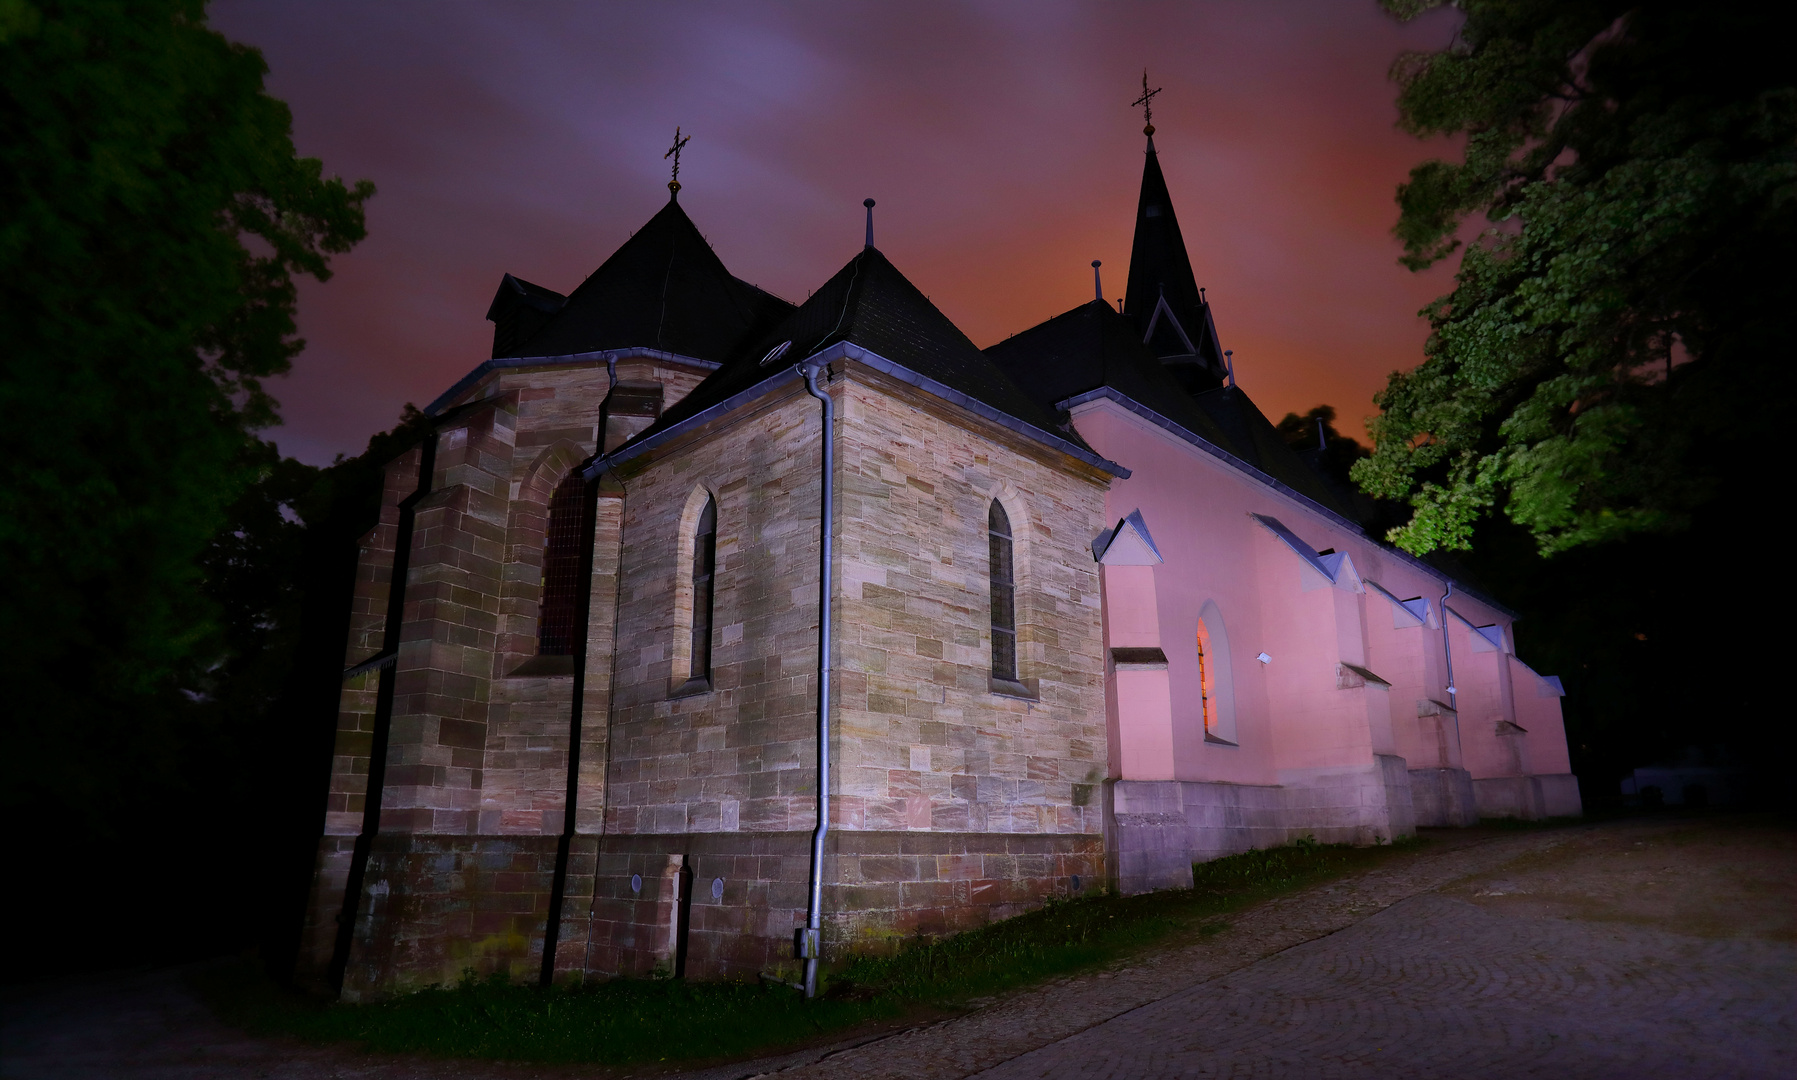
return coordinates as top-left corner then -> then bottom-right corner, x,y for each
578,831 -> 1102,985
311,830 -> 1102,999
1409,767 -> 1479,827
1473,773 -> 1583,820
339,834 -> 572,1002
1105,755 -> 1417,895
292,835 -> 358,995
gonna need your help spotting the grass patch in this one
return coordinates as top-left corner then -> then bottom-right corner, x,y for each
198,966 -> 891,1067
203,836 -> 1415,1067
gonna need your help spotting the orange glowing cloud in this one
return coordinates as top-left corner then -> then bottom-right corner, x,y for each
210,0 -> 1463,464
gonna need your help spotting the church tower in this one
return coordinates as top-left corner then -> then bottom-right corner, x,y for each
1122,86 -> 1229,395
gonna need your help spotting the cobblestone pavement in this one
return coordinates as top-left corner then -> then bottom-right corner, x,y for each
752,816 -> 1794,1080
4,816 -> 1790,1080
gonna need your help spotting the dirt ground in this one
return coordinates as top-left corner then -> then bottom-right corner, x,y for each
2,811 -> 1790,1080
1443,814 -> 1795,941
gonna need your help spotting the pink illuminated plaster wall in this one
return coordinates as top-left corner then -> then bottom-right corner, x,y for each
1069,394 -> 1570,805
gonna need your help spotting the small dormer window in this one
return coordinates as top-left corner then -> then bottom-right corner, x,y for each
1144,205 -> 1162,218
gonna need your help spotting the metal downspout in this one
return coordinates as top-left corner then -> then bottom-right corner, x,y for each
538,462 -> 601,986
540,359 -> 621,985
798,359 -> 834,1000
1441,582 -> 1462,752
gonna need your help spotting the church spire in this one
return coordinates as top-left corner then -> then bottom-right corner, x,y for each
1122,80 -> 1227,392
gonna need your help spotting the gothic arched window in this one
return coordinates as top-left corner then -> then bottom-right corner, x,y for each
538,472 -> 585,656
690,495 -> 717,683
988,500 -> 1017,682
1197,600 -> 1238,745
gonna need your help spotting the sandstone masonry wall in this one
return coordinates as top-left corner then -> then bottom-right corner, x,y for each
833,371 -> 1112,838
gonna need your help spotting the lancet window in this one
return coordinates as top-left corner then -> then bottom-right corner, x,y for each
537,472 -> 585,655
690,495 -> 717,683
988,500 -> 1017,682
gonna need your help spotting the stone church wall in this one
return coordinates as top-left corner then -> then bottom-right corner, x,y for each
295,445 -> 423,986
831,370 -> 1112,839
300,359 -> 639,996
581,380 -> 827,979
572,366 -> 1114,980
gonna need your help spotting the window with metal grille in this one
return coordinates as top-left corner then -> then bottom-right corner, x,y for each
537,472 -> 585,655
988,500 -> 1017,681
690,496 -> 717,683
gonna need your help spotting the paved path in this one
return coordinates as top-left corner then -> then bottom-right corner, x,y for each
4,816 -> 1790,1080
752,816 -> 1793,1080
970,892 -> 1788,1079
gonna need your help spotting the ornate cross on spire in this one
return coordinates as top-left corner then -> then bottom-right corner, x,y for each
1131,70 -> 1162,137
664,126 -> 691,199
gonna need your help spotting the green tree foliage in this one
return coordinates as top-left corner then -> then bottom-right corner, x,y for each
1354,0 -> 1795,555
2,0 -> 375,970
1,0 -> 370,779
2,2 -> 368,751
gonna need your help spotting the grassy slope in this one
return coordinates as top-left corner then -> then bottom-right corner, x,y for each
199,837 -> 1422,1067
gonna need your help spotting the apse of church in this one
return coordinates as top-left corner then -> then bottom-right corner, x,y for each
298,116 -> 1577,1001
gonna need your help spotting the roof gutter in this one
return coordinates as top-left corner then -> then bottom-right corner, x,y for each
1059,385 -> 1515,618
425,347 -> 721,417
583,341 -> 1131,482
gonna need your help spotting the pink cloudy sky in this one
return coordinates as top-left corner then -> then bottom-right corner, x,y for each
209,0 -> 1464,466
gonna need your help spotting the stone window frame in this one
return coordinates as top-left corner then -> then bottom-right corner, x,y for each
501,440 -> 590,678
669,482 -> 720,697
985,483 -> 1038,700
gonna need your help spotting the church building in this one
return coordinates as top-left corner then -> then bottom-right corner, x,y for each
297,120 -> 1580,1000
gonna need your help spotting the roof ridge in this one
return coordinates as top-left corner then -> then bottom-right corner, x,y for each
823,248 -> 867,348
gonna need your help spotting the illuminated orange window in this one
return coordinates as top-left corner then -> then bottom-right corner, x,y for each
1196,619 -> 1215,733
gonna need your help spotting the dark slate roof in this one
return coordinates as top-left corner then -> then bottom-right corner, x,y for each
637,244 -> 1086,449
985,299 -> 1231,442
1124,136 -> 1228,388
983,298 -> 1349,516
487,199 -> 792,362
485,274 -> 567,358
1188,385 -> 1347,511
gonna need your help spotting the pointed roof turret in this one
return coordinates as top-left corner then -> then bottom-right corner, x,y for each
644,243 -> 1073,443
484,199 -> 791,362
1123,128 -> 1228,393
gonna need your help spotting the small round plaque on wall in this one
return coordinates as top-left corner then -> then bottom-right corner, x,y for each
1071,874 -> 1082,893
630,873 -> 643,894
711,877 -> 725,900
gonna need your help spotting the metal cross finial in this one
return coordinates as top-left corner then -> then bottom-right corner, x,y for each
1132,70 -> 1162,136
665,126 -> 691,199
